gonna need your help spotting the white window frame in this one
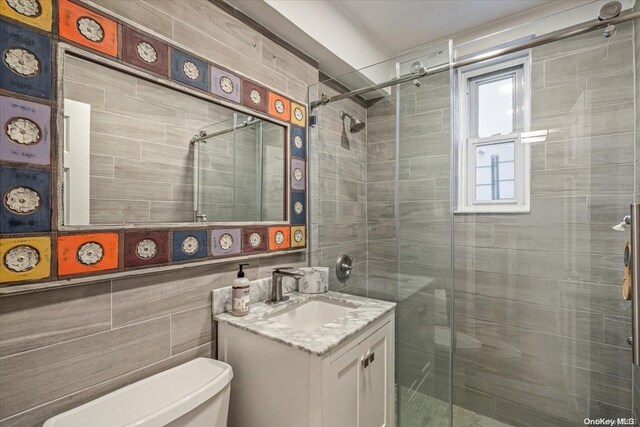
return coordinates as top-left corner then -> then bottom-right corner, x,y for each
456,54 -> 531,214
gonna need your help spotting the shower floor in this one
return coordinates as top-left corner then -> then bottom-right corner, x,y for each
399,387 -> 511,427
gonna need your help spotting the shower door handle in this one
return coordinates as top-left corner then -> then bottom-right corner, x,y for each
630,204 -> 640,365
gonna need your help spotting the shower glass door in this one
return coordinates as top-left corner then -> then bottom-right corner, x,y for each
307,41 -> 455,427
450,4 -> 636,425
394,42 -> 454,426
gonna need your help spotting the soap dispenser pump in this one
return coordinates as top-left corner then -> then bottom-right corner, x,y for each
232,263 -> 250,317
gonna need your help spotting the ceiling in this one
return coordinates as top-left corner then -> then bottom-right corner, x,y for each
227,0 -> 607,91
333,0 -> 554,55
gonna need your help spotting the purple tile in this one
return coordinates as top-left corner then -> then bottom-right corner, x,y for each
291,158 -> 306,190
211,228 -> 241,256
0,96 -> 51,165
210,66 -> 241,103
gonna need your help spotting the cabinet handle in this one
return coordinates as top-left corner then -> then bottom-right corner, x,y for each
633,204 -> 640,365
369,352 -> 375,364
361,356 -> 369,369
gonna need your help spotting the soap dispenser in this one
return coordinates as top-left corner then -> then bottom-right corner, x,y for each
232,263 -> 250,317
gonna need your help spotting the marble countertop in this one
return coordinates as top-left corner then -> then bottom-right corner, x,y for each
214,291 -> 396,357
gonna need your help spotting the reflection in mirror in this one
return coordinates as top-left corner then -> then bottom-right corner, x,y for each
61,54 -> 286,226
193,113 -> 285,222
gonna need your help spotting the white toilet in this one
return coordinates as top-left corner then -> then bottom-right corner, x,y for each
43,358 -> 233,427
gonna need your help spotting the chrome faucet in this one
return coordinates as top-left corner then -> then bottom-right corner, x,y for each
268,267 -> 303,304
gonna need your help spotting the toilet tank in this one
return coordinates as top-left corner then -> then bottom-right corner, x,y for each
43,358 -> 233,427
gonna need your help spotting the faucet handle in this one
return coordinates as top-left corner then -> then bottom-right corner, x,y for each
274,267 -> 293,272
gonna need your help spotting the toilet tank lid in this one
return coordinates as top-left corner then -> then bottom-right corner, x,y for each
43,358 -> 233,427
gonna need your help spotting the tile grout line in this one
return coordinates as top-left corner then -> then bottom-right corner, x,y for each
0,341 -> 215,424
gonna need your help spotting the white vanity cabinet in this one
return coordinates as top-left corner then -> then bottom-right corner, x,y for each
217,311 -> 395,427
329,321 -> 392,427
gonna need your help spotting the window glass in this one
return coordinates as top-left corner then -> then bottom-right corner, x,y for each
477,76 -> 514,137
475,142 -> 515,201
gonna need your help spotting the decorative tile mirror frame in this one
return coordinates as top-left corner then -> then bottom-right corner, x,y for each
0,0 -> 307,287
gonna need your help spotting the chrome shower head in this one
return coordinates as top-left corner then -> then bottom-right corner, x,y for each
339,111 -> 366,133
598,1 -> 622,20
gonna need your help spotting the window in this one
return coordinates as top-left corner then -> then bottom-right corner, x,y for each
456,55 -> 531,213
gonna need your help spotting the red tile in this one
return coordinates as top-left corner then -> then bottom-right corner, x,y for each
122,26 -> 169,76
124,231 -> 169,268
242,227 -> 267,253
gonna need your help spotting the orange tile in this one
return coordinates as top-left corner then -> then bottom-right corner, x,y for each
57,233 -> 119,276
268,92 -> 291,122
268,226 -> 290,251
58,0 -> 118,57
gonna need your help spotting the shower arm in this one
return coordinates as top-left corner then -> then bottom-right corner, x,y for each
310,9 -> 640,110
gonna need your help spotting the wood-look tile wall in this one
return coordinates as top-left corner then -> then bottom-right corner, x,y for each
0,0 -> 317,424
308,85 -> 368,294
360,23 -> 636,426
0,252 -> 307,426
452,26 -> 634,425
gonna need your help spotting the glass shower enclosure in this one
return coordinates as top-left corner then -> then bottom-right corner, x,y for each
308,1 -> 638,425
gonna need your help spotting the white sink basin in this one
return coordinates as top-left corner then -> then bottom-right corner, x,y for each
267,299 -> 358,331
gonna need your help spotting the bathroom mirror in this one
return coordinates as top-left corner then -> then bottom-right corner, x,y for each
59,54 -> 286,226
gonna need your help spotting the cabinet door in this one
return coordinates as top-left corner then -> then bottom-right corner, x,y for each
329,343 -> 365,427
361,322 -> 392,427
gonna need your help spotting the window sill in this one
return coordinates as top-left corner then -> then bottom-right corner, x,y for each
455,205 -> 530,214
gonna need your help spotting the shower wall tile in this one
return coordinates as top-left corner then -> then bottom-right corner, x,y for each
0,21 -> 52,99
122,26 -> 169,76
589,400 -> 632,420
603,315 -> 631,347
544,39 -> 633,86
0,96 -> 51,166
494,397 -> 576,427
586,70 -> 635,107
543,133 -> 633,169
532,21 -> 632,62
531,164 -> 633,197
58,0 -> 118,57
